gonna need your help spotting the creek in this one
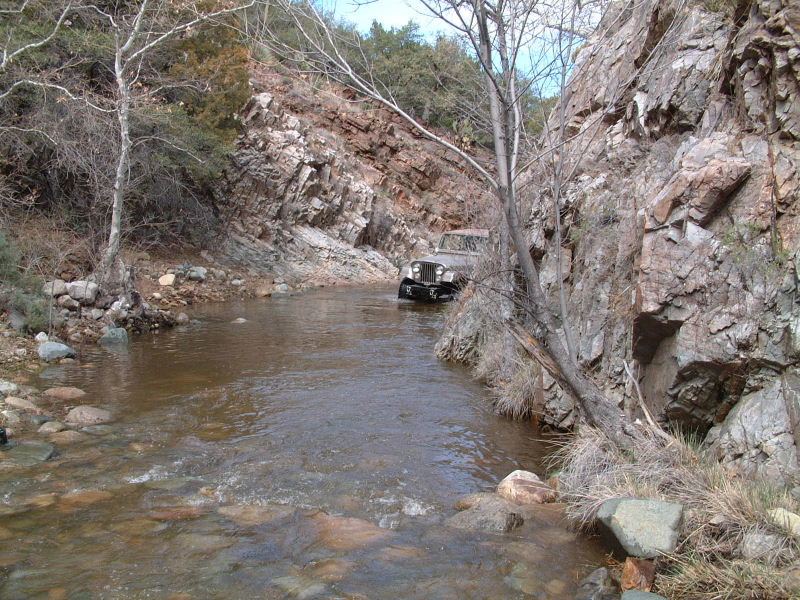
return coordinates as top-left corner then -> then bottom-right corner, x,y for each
1,286 -> 604,599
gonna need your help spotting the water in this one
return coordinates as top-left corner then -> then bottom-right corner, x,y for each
0,286 -> 605,599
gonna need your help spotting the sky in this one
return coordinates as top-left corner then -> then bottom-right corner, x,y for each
326,0 -> 446,35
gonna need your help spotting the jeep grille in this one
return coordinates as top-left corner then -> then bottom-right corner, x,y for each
418,262 -> 439,284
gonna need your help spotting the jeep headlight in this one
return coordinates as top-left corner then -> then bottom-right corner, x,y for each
412,263 -> 421,273
436,265 -> 444,276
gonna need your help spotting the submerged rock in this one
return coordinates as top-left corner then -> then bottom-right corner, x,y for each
1,441 -> 56,466
65,406 -> 113,426
99,327 -> 129,346
37,342 -> 76,362
312,513 -> 393,551
43,387 -> 86,401
445,494 -> 523,533
596,498 -> 683,558
217,503 -> 295,527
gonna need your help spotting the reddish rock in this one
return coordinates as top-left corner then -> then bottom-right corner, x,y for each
50,430 -> 90,444
43,387 -> 87,401
621,557 -> 656,592
150,507 -> 207,521
60,490 -> 113,505
311,513 -> 392,551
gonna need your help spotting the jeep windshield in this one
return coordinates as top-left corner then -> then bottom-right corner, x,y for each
437,233 -> 488,254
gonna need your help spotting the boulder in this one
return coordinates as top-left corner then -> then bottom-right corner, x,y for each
1,441 -> 56,466
38,342 -> 76,362
34,332 -> 48,343
176,312 -> 190,325
596,498 -> 683,558
496,470 -> 557,504
99,327 -> 129,346
65,406 -> 113,426
66,280 -> 99,305
445,494 -> 524,533
158,274 -> 176,287
42,279 -> 68,297
43,387 -> 86,401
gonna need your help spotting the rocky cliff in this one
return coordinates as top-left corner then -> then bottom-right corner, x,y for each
439,0 -> 800,485
212,71 -> 494,285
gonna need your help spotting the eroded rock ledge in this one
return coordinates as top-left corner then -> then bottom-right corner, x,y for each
439,0 -> 800,484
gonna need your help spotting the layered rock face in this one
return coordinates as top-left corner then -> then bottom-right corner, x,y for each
444,0 -> 800,484
214,73 -> 493,285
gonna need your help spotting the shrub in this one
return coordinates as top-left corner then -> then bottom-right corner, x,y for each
0,230 -> 50,332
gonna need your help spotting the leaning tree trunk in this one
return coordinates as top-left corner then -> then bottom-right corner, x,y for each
473,0 -> 641,450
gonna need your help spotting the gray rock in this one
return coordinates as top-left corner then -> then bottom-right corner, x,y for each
90,308 -> 105,320
275,283 -> 291,293
29,415 -> 53,426
621,592 -> 668,600
176,312 -> 190,325
445,494 -> 523,533
34,332 -> 48,343
706,376 -> 800,486
3,397 -> 38,411
99,327 -> 129,346
1,409 -> 21,426
38,420 -> 65,433
38,342 -> 76,362
739,530 -> 785,560
575,567 -> 618,600
0,381 -> 19,396
230,279 -> 244,287
187,266 -> 207,282
1,441 -> 56,466
65,406 -> 113,426
596,497 -> 683,558
57,294 -> 80,310
66,280 -> 99,305
42,279 -> 67,297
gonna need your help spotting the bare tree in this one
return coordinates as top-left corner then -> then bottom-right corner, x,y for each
85,0 -> 256,285
256,0 -> 650,447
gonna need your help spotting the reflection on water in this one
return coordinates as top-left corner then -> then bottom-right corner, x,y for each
0,286 -> 604,599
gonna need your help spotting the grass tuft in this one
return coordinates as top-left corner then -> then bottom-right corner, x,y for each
552,428 -> 800,600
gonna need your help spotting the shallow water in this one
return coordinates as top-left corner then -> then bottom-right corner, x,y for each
1,286 -> 605,599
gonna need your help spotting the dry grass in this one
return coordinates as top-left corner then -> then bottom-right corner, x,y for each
552,428 -> 800,600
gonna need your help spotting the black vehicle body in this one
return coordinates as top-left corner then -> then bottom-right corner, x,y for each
398,229 -> 489,302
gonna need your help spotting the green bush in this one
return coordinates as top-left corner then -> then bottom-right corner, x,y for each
0,230 -> 49,332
